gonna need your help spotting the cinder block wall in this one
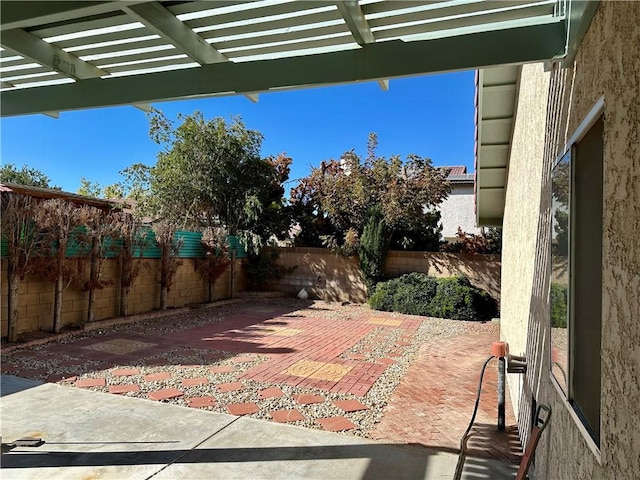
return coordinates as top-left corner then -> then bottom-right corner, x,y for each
269,247 -> 501,303
1,257 -> 243,336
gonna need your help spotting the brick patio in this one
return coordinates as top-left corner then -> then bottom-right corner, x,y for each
1,300 -> 521,463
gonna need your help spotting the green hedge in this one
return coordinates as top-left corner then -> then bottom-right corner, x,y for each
369,273 -> 498,321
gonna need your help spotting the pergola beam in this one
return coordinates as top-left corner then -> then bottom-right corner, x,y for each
336,0 -> 389,91
122,1 -> 257,103
1,21 -> 566,117
1,28 -> 107,80
122,2 -> 228,65
0,1 -> 152,30
336,0 -> 375,45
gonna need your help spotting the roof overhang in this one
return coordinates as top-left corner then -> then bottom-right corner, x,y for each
0,0 -> 572,117
474,64 -> 520,226
474,0 -> 600,226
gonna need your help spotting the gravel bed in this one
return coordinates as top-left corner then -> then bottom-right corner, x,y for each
1,299 -> 497,438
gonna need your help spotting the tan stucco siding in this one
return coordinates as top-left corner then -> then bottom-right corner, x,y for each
501,2 -> 640,479
500,62 -> 550,424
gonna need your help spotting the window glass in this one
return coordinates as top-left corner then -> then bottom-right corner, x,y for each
550,151 -> 570,392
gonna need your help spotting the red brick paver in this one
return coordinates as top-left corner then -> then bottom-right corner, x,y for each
269,409 -> 305,423
112,368 -> 139,376
186,396 -> 217,408
181,377 -> 208,387
370,332 -> 521,463
293,394 -> 324,405
144,372 -> 171,382
76,378 -> 106,388
316,416 -> 356,432
259,387 -> 284,399
148,388 -> 184,401
109,384 -> 140,394
334,399 -> 367,412
217,382 -> 243,393
227,403 -> 260,416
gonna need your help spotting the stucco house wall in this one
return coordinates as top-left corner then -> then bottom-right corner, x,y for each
438,183 -> 481,240
501,2 -> 640,479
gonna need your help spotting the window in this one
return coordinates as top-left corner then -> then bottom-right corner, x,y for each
550,103 -> 603,448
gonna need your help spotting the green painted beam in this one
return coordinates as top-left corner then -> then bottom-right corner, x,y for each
562,0 -> 600,67
1,20 -> 566,117
0,1 -> 148,30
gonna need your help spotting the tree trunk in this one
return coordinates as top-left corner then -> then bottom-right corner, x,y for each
87,237 -> 99,324
159,244 -> 168,310
208,280 -> 213,303
120,285 -> 129,317
7,264 -> 19,343
230,250 -> 236,299
53,274 -> 63,333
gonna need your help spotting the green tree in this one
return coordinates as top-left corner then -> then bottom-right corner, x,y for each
142,109 -> 292,252
0,163 -> 59,189
77,177 -> 102,197
290,133 -> 449,290
0,193 -> 43,342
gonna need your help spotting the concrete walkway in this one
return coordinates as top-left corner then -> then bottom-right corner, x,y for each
1,376 -> 517,480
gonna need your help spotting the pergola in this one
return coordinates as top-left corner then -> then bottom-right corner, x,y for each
0,0 -> 599,222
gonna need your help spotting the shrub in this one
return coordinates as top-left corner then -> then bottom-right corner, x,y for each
368,273 -> 498,321
359,208 -> 389,292
550,282 -> 568,328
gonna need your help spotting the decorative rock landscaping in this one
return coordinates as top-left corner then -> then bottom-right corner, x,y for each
1,299 -> 496,437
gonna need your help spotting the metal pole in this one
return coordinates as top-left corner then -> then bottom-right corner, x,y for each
498,356 -> 506,431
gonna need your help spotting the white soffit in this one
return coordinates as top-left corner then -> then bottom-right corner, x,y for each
473,0 -> 600,226
0,0 -> 570,116
474,64 -> 520,227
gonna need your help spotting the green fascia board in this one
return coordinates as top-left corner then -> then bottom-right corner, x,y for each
1,20 -> 567,117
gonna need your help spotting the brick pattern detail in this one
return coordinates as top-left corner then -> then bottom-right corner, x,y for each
333,400 -> 367,412
112,368 -> 140,376
293,394 -> 324,405
269,409 -> 305,423
148,388 -> 184,401
181,377 -> 208,387
316,416 -> 356,432
144,372 -> 171,382
227,403 -> 260,416
76,378 -> 106,388
217,382 -> 243,393
369,333 -> 522,463
259,387 -> 284,399
109,384 -> 140,394
186,396 -> 217,408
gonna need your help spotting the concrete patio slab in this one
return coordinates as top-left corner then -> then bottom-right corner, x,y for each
1,377 -> 517,480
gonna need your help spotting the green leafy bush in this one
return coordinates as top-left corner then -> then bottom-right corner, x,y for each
550,282 -> 568,328
369,272 -> 438,314
369,273 -> 498,321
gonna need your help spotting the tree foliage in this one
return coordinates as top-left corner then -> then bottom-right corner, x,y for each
290,133 -> 449,251
290,133 -> 449,290
0,163 -> 59,189
77,177 -> 102,198
32,199 -> 89,332
140,110 -> 291,252
0,193 -> 42,341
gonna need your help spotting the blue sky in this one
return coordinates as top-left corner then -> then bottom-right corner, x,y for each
0,70 -> 475,194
